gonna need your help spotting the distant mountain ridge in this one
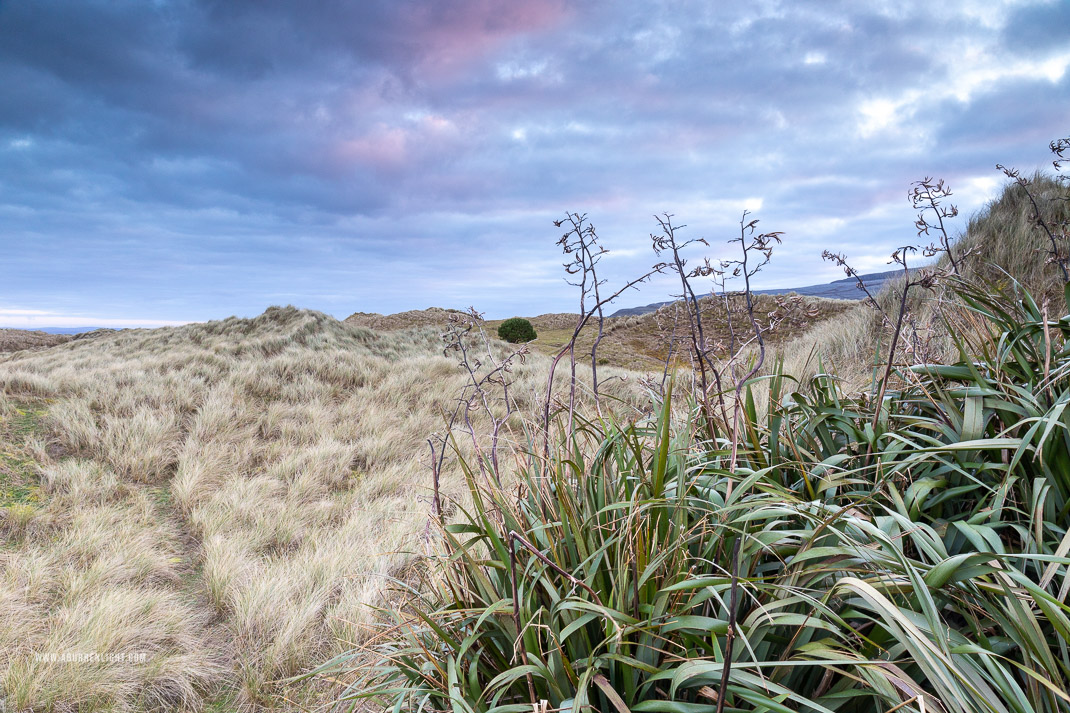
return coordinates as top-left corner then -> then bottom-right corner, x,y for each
609,269 -> 902,317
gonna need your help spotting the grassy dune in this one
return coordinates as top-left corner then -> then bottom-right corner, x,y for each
0,307 -> 644,710
767,174 -> 1070,392
0,329 -> 74,354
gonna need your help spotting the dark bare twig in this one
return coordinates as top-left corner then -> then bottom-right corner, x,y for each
868,247 -> 943,428
1051,137 -> 1070,179
508,535 -> 538,703
439,308 -> 527,486
544,211 -> 665,461
507,529 -> 612,703
509,530 -> 605,608
419,439 -> 444,548
711,266 -> 741,382
707,213 -> 782,709
651,214 -> 730,439
655,303 -> 683,397
715,536 -> 741,713
428,436 -> 440,513
555,213 -> 611,421
822,250 -> 893,327
724,212 -> 783,475
542,268 -> 663,461
998,163 -> 1069,282
911,177 -> 961,274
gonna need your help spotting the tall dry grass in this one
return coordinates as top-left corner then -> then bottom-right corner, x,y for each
0,306 -> 643,710
768,173 -> 1070,394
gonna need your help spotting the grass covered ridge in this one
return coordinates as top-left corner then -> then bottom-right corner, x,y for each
347,294 -> 854,371
0,329 -> 74,354
0,307 -> 644,710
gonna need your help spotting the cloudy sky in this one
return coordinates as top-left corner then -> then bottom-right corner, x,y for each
1,0 -> 1068,327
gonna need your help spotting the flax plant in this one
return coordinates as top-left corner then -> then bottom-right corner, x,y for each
315,275 -> 1070,712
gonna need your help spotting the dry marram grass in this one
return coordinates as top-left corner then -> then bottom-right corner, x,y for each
0,306 -> 644,711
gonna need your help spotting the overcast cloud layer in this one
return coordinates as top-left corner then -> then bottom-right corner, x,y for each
2,0 -> 1069,327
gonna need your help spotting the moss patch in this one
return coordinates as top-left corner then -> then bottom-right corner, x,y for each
0,401 -> 48,507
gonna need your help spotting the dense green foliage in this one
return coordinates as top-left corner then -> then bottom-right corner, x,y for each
314,276 -> 1070,712
498,317 -> 537,343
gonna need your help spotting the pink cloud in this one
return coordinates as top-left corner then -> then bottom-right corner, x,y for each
399,0 -> 571,79
331,114 -> 462,174
337,125 -> 409,171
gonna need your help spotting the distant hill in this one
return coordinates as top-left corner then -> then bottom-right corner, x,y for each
0,329 -> 74,353
0,328 -> 120,354
345,294 -> 854,371
609,269 -> 904,317
344,307 -> 468,330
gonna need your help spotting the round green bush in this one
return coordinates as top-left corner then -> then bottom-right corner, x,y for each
497,317 -> 537,343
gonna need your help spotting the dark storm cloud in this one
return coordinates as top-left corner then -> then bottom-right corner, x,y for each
0,0 -> 1068,325
1001,1 -> 1070,56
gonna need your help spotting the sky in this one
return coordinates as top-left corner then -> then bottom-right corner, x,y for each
1,0 -> 1069,328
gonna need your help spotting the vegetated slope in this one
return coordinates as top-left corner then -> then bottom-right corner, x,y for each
570,293 -> 852,369
773,174 -> 1070,390
344,309 -> 583,334
346,294 -> 854,371
0,306 -> 643,712
0,329 -> 73,353
337,276 -> 1070,713
954,173 -> 1070,301
344,306 -> 467,330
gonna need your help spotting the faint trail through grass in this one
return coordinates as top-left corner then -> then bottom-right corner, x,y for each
0,400 -> 47,507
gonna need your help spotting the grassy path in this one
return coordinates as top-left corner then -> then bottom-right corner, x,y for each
0,396 -> 230,711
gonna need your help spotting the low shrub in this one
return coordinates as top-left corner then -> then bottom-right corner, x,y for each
497,317 -> 537,343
